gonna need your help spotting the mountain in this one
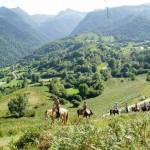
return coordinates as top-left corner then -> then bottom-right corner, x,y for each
39,9 -> 86,40
97,15 -> 150,42
71,4 -> 150,41
0,7 -> 48,68
11,7 -> 38,28
31,14 -> 55,24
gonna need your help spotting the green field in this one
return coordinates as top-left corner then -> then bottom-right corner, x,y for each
102,36 -> 115,42
97,62 -> 108,71
66,88 -> 79,95
0,75 -> 150,149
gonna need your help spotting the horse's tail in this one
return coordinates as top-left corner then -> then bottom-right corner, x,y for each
65,112 -> 69,124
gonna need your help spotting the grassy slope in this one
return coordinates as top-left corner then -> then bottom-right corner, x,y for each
0,75 -> 150,147
80,74 -> 150,115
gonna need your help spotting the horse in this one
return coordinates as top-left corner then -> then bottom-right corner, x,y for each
131,107 -> 140,112
45,108 -> 69,125
110,109 -> 119,116
120,108 -> 130,114
77,109 -> 93,118
141,106 -> 150,112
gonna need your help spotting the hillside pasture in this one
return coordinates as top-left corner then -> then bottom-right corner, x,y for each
0,75 -> 150,148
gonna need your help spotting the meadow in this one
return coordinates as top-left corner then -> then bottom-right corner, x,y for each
0,74 -> 150,149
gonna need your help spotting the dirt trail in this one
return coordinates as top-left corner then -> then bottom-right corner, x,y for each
12,71 -> 18,80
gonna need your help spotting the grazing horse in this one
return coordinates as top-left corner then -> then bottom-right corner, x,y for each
77,109 -> 93,118
45,108 -> 69,125
110,109 -> 119,116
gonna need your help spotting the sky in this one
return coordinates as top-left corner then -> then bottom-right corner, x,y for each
0,0 -> 150,15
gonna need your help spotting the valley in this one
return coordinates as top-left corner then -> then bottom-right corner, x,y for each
0,3 -> 150,149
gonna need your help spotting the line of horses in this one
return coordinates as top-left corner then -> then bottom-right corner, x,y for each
110,105 -> 150,116
45,108 -> 93,124
45,105 -> 150,124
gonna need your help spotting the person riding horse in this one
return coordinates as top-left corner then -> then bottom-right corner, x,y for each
53,97 -> 61,118
125,103 -> 129,113
114,102 -> 119,111
83,102 -> 87,115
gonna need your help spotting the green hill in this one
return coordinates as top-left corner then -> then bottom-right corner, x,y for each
0,7 -> 48,68
0,31 -> 150,149
71,4 -> 150,42
0,75 -> 150,149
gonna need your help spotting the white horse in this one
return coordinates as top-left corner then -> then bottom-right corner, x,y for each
45,108 -> 69,125
120,108 -> 130,114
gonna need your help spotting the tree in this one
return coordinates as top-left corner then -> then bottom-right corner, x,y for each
8,94 -> 28,117
146,72 -> 150,81
31,74 -> 40,83
78,83 -> 88,98
22,77 -> 28,88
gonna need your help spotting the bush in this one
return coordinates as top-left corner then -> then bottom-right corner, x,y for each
72,100 -> 80,108
25,109 -> 36,117
0,128 -> 4,137
16,130 -> 40,149
59,98 -> 68,105
38,134 -> 53,150
8,94 -> 28,117
73,94 -> 82,102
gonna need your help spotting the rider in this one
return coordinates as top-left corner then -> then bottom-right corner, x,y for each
114,102 -> 119,110
83,101 -> 87,114
53,97 -> 61,117
125,103 -> 129,113
135,103 -> 138,110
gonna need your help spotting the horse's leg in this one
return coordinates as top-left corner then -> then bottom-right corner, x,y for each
45,110 -> 48,120
110,110 -> 112,116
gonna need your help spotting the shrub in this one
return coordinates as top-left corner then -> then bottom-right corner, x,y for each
8,94 -> 28,117
73,94 -> 82,102
59,98 -> 68,105
16,130 -> 40,149
38,134 -> 53,150
0,128 -> 4,137
25,109 -> 36,117
72,100 -> 80,108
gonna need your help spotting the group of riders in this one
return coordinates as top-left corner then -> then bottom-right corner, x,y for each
113,101 -> 150,113
53,96 -> 150,118
53,97 -> 88,117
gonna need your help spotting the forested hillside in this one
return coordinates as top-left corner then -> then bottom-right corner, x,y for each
0,7 -> 86,68
39,9 -> 86,40
0,32 -> 146,102
72,4 -> 150,42
0,7 -> 48,68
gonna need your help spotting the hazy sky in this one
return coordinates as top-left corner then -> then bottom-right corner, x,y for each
0,0 -> 150,15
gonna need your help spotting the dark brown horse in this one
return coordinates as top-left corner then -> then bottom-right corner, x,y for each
131,107 -> 140,112
77,109 -> 93,118
141,106 -> 150,112
110,109 -> 119,116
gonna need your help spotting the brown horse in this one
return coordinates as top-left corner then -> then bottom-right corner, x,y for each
110,109 -> 119,116
131,107 -> 140,112
45,108 -> 68,125
141,106 -> 150,112
77,109 -> 93,118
